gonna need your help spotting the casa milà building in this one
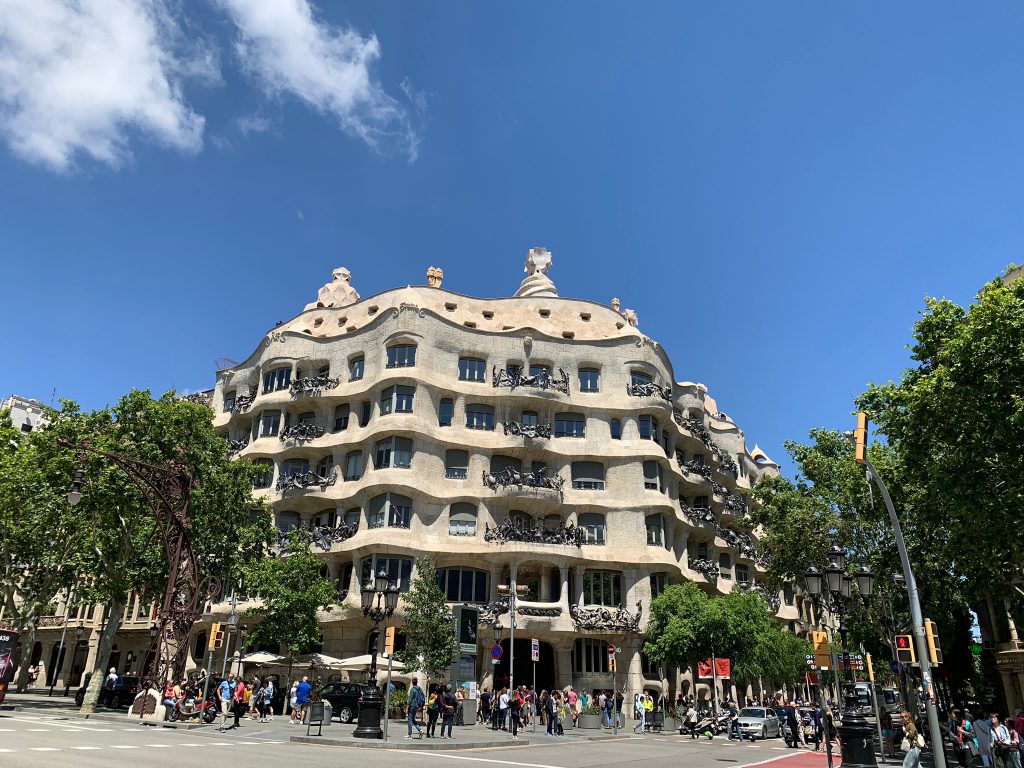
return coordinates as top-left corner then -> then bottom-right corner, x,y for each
205,250 -> 797,703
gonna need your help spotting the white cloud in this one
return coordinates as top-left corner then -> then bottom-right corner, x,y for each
236,113 -> 272,136
218,0 -> 422,161
296,208 -> 304,220
0,0 -> 215,171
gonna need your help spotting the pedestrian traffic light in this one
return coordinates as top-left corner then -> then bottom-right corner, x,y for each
925,620 -> 943,665
384,626 -> 396,656
895,634 -> 915,664
854,412 -> 868,465
207,623 -> 220,650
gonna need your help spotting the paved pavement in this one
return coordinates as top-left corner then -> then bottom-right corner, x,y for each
0,692 -> 870,768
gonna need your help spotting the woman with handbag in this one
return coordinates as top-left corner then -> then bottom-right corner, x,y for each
993,714 -> 1014,768
902,711 -> 924,768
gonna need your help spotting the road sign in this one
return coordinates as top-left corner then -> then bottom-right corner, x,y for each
607,643 -> 616,655
890,660 -> 902,675
490,644 -> 503,660
531,638 -> 539,662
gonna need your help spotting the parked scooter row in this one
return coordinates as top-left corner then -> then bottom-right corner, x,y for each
681,711 -> 731,739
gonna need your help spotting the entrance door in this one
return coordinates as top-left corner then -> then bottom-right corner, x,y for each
492,639 -> 555,692
47,644 -> 66,686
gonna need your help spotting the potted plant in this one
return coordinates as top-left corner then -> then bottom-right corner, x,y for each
387,688 -> 408,720
577,703 -> 603,729
662,705 -> 678,732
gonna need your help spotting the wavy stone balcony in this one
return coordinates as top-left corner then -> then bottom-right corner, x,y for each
289,375 -> 341,397
279,423 -> 326,442
492,365 -> 570,395
483,518 -> 584,547
275,469 -> 338,492
502,421 -> 552,439
627,382 -> 671,401
482,467 -> 565,499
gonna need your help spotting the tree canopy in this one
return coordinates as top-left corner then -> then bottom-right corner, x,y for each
396,558 -> 456,680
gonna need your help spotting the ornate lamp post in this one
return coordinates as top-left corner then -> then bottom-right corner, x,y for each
804,545 -> 876,768
352,570 -> 399,739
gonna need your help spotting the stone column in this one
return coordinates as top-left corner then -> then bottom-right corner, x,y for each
541,569 -> 552,603
558,567 -> 570,611
349,553 -> 362,596
556,646 -> 574,690
1005,600 -> 1020,646
573,565 -> 586,606
490,564 -> 502,601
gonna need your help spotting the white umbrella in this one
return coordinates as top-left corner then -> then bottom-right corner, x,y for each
296,652 -> 348,668
240,651 -> 284,664
334,653 -> 406,671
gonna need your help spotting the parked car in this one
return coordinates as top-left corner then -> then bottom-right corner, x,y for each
318,682 -> 376,724
737,707 -> 782,739
74,674 -> 140,708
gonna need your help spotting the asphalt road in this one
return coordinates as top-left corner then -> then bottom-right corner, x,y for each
0,702 -> 841,768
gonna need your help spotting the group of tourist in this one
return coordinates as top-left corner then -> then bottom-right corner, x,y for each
405,677 -> 462,739
948,709 -> 1024,768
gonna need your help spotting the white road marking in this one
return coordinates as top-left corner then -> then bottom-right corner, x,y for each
146,744 -> 172,748
29,747 -> 61,751
734,753 -> 821,768
178,743 -> 205,746
27,728 -> 51,731
0,748 -> 15,752
403,751 -> 566,768
109,745 -> 139,749
71,746 -> 102,750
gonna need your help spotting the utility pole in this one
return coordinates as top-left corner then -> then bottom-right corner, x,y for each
497,579 -> 528,740
850,416 -> 946,768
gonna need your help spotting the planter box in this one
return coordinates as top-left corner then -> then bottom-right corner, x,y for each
577,713 -> 602,729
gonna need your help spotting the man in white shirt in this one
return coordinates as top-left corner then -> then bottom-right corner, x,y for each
498,689 -> 510,731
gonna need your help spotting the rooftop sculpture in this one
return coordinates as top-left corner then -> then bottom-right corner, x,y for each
514,247 -> 558,298
305,266 -> 361,310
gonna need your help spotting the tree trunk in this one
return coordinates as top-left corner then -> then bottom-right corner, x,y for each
79,600 -> 124,715
14,621 -> 37,693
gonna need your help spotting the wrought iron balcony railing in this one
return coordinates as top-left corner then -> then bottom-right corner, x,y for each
492,365 -> 570,395
179,391 -> 213,408
445,467 -> 468,479
225,437 -> 249,455
275,520 -> 358,552
279,423 -> 325,442
627,382 -> 672,401
503,421 -> 552,439
681,505 -> 717,524
689,557 -> 720,579
232,392 -> 257,413
289,375 -> 341,396
569,601 -> 643,633
275,468 -> 337,492
682,459 -> 713,480
739,580 -> 781,613
483,467 -> 565,498
483,518 -> 584,547
724,493 -> 748,516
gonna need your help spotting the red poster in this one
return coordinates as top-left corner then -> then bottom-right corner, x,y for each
697,658 -> 731,679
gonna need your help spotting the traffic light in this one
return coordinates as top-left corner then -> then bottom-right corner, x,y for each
895,634 -> 915,664
812,630 -> 831,669
208,623 -> 220,650
212,627 -> 225,650
384,626 -> 396,656
925,620 -> 943,665
854,412 -> 868,465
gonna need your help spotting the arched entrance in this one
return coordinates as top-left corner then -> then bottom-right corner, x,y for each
492,639 -> 555,692
47,643 -> 66,686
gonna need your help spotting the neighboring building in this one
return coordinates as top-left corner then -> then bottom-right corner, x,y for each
1,395 -> 48,433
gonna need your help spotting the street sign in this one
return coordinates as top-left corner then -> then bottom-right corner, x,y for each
490,643 -> 503,660
890,660 -> 902,675
607,643 -> 616,655
531,638 -> 539,663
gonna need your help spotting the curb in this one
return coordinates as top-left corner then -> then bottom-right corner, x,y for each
290,735 -> 533,749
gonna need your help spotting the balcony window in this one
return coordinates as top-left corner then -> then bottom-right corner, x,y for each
368,492 -> 412,529
650,572 -> 669,599
571,461 -> 605,491
257,410 -> 281,438
630,370 -> 653,387
333,404 -> 350,432
223,391 -> 236,412
359,400 -> 371,427
693,541 -> 709,560
610,418 -> 621,440
311,508 -> 336,528
281,458 -> 310,479
276,511 -> 300,533
316,456 -> 334,478
297,411 -> 316,426
578,512 -> 606,545
529,364 -> 550,378
386,344 -> 417,368
380,385 -> 415,415
554,412 -> 585,438
509,510 -> 533,529
578,368 -> 599,393
458,357 -> 486,382
445,449 -> 469,479
582,570 -> 621,606
736,564 -> 750,584
344,507 -> 361,527
438,398 -> 453,427
521,411 -> 539,427
252,458 -> 274,489
491,455 -> 523,474
343,451 -> 363,481
262,367 -> 291,394
360,555 -> 414,592
719,553 -> 732,580
466,403 -> 495,431
638,415 -> 658,440
349,356 -> 365,381
646,514 -> 665,547
448,503 -> 478,537
438,566 -> 487,602
643,460 -> 664,492
374,436 -> 413,469
574,638 -> 609,673
694,495 -> 710,509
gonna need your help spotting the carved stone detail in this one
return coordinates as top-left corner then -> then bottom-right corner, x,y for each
483,519 -> 583,547
305,266 -> 360,311
492,365 -> 570,395
482,467 -> 564,499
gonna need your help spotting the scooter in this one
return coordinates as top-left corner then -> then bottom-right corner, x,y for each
167,692 -> 218,723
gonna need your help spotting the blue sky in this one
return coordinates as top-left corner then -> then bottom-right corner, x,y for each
1,1 -> 1020,475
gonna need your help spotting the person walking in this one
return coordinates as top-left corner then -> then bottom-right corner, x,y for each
727,700 -> 743,741
292,676 -> 312,725
102,667 -> 119,709
232,675 -> 246,728
509,686 -> 523,739
977,711 -> 996,768
498,687 -> 510,731
440,684 -> 456,739
902,711 -> 923,768
543,691 -> 554,736
406,677 -> 425,739
685,702 -> 699,738
218,673 -> 235,731
248,676 -> 262,720
426,685 -> 441,738
258,677 -> 273,723
993,714 -> 1016,768
785,702 -> 801,748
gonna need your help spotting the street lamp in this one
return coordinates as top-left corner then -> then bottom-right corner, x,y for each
805,547 -> 876,768
352,570 -> 399,739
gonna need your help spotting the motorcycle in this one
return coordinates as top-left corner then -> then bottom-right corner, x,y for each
687,713 -> 726,739
167,692 -> 219,723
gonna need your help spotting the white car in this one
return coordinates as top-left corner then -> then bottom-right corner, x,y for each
736,707 -> 782,740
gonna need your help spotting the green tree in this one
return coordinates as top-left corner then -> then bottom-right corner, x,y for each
33,391 -> 271,713
396,559 -> 456,679
244,530 -> 336,660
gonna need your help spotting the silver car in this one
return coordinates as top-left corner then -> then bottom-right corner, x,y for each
737,707 -> 782,740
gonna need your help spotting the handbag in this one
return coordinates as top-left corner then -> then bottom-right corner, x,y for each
967,740 -> 980,757
901,737 -> 911,752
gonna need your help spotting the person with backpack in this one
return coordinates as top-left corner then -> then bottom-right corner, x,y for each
440,684 -> 457,739
258,678 -> 274,723
406,677 -> 425,739
426,685 -> 441,738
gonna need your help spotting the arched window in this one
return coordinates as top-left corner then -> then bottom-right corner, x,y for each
466,403 -> 495,431
276,511 -> 300,532
333,404 -> 350,432
630,370 -> 653,387
258,410 -> 281,438
311,508 -> 336,527
736,563 -> 750,584
445,450 -> 469,479
262,366 -> 291,393
650,572 -> 669,599
437,567 -> 488,602
458,357 -> 486,382
380,385 -> 415,415
643,460 -> 664,492
343,450 -> 363,481
252,458 -> 274,489
554,412 -> 585,438
574,639 -> 610,673
439,398 -> 453,427
368,493 -> 413,529
348,356 -> 365,381
343,507 -> 361,527
638,415 -> 658,440
578,513 -> 606,545
374,436 -> 413,469
610,418 -> 622,440
542,514 -> 562,530
386,344 -> 417,368
360,555 -> 414,592
571,461 -> 605,490
646,514 -> 665,547
192,631 -> 208,660
448,503 -> 477,536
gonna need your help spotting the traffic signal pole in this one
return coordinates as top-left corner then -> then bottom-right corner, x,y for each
861,453 -> 946,768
